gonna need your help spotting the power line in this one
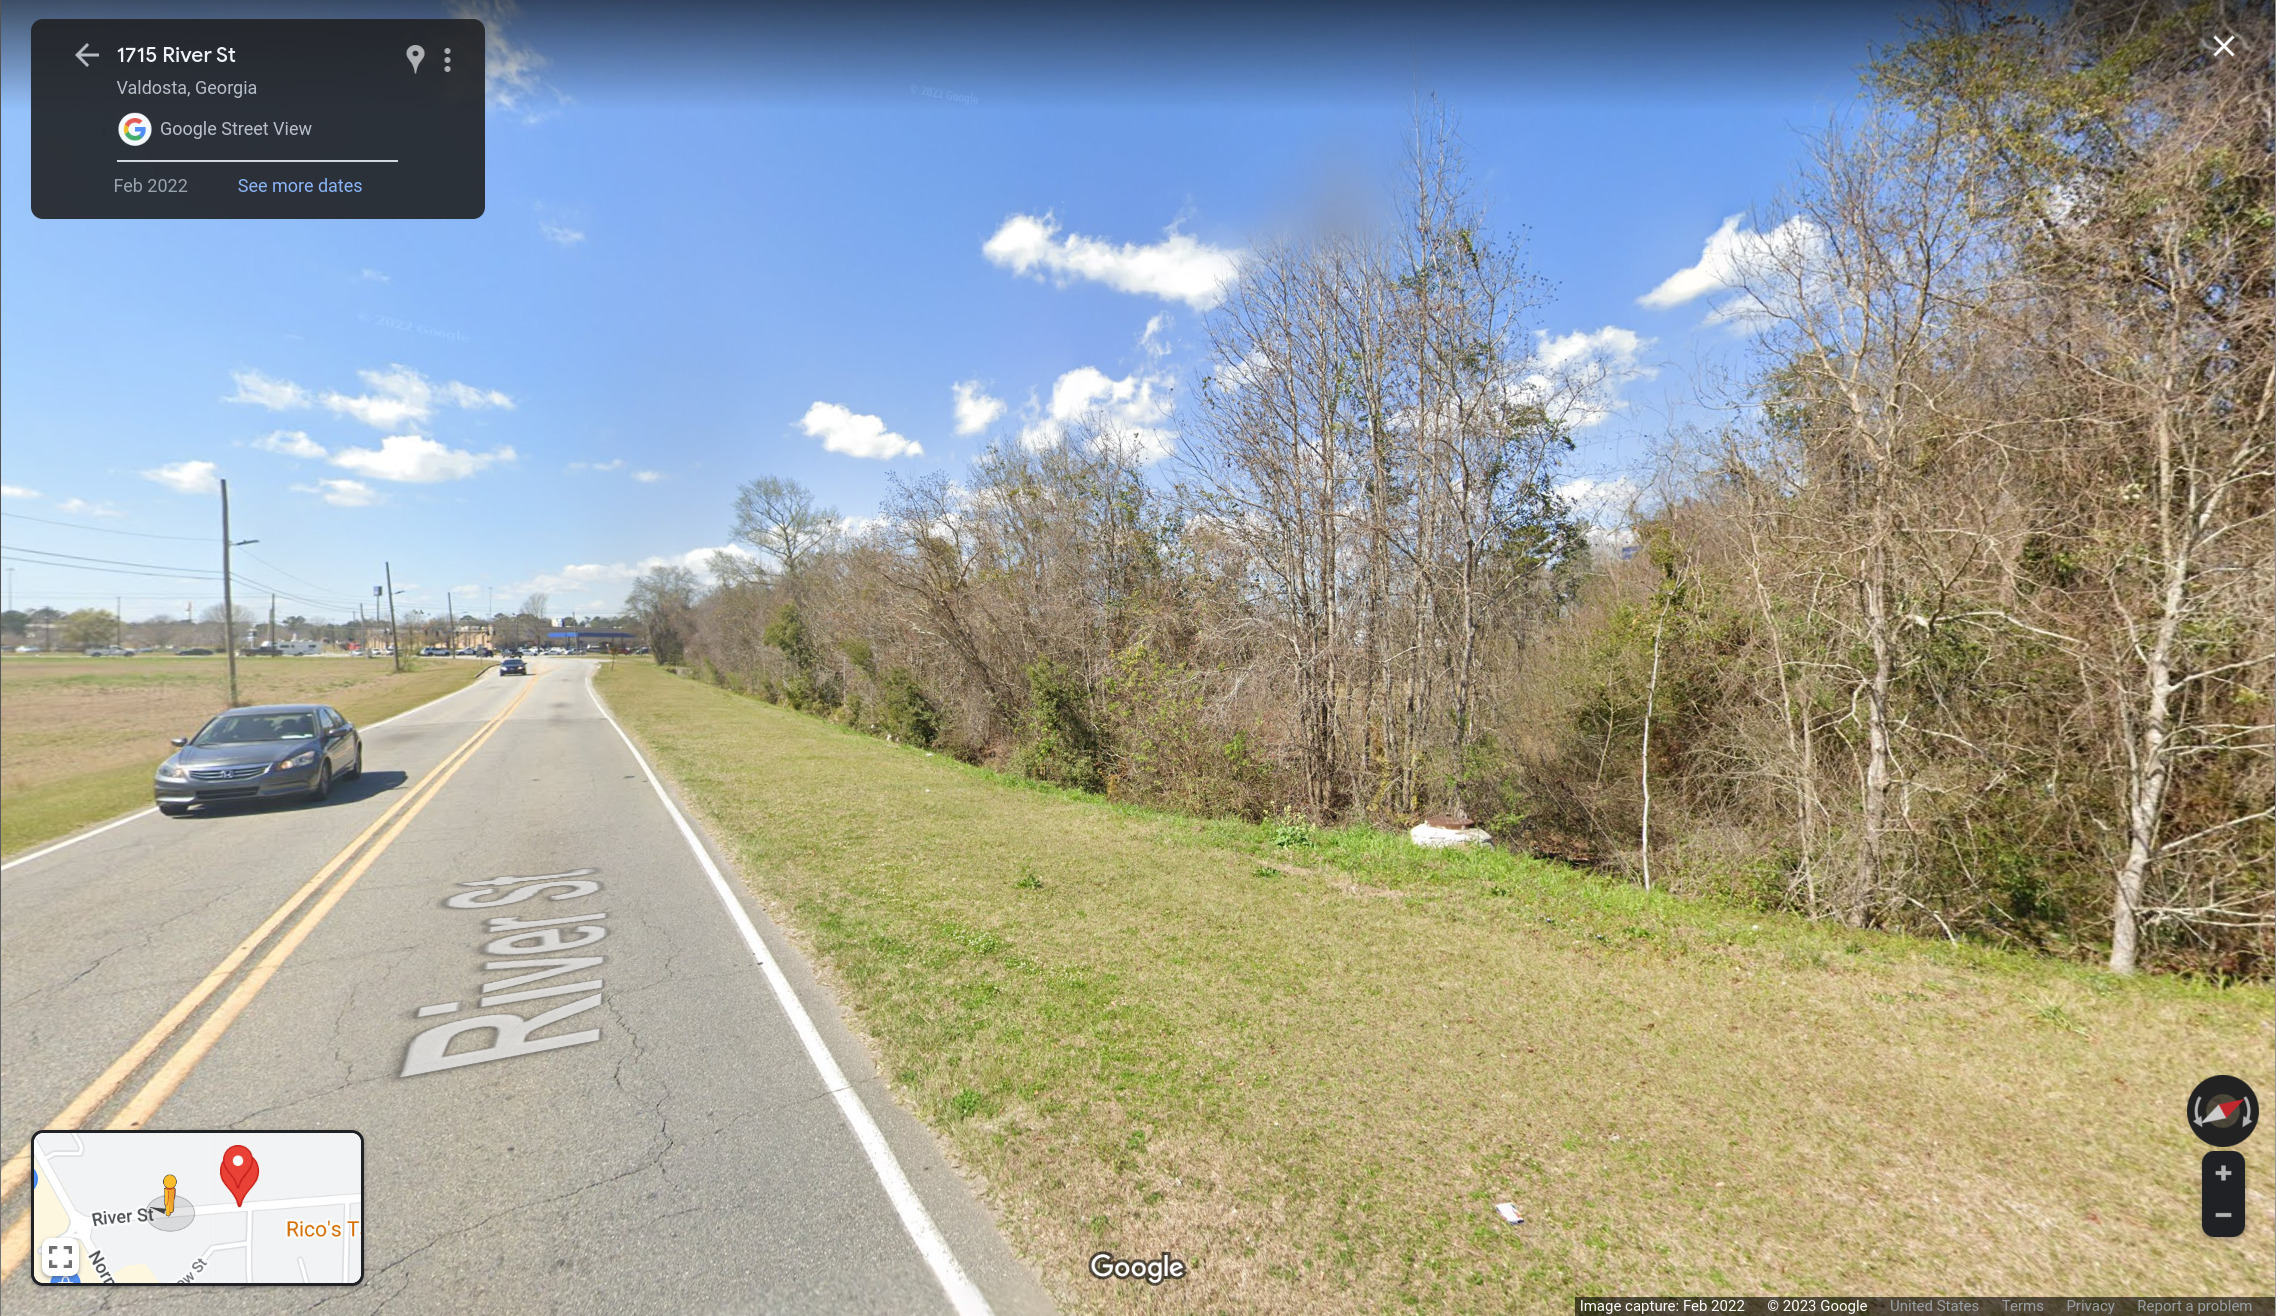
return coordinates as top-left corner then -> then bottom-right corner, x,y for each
228,573 -> 364,614
0,553 -> 224,583
3,546 -> 223,576
4,593 -> 233,605
236,549 -> 358,601
0,510 -> 209,542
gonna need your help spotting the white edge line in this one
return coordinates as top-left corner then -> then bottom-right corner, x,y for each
0,807 -> 158,872
581,666 -> 993,1316
0,662 -> 497,874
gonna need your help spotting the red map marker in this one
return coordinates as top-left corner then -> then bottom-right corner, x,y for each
218,1145 -> 259,1207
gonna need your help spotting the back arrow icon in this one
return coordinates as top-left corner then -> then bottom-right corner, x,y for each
75,43 -> 98,66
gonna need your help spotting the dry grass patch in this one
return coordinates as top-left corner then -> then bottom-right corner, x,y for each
596,661 -> 2271,1313
1,654 -> 486,855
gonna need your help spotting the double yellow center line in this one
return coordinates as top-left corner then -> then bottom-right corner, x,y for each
0,676 -> 537,1277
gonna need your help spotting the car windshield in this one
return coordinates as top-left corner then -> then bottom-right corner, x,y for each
193,713 -> 318,746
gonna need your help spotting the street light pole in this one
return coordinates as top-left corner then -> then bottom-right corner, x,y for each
221,480 -> 240,707
384,562 -> 402,673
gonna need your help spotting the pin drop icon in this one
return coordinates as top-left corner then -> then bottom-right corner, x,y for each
218,1145 -> 259,1207
406,44 -> 425,73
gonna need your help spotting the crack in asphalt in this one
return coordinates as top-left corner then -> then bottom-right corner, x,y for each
334,1111 -> 676,1313
2,872 -> 259,1013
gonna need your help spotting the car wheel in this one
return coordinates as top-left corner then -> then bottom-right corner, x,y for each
310,763 -> 333,803
158,802 -> 190,817
344,741 -> 363,781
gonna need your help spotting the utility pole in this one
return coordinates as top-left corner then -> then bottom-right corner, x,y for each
220,479 -> 241,706
357,602 -> 368,658
268,594 -> 277,652
116,595 -> 123,649
384,562 -> 402,673
446,591 -> 454,654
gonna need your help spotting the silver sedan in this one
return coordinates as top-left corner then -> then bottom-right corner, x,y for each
153,703 -> 364,816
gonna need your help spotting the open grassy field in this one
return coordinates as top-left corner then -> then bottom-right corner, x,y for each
593,660 -> 2270,1313
0,653 -> 488,857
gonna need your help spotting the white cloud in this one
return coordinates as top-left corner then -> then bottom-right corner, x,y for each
1523,326 -> 1660,430
293,478 -> 383,507
321,365 -> 514,430
227,369 -> 312,411
1213,349 -> 1271,393
983,213 -> 1241,310
1558,476 -> 1641,524
142,460 -> 221,495
440,380 -> 514,409
253,429 -> 327,459
55,498 -> 123,518
801,401 -> 922,460
1018,366 -> 1177,464
1,485 -> 37,499
540,220 -> 586,247
1638,214 -> 1826,319
1139,314 -> 1173,358
951,381 -> 1006,436
570,458 -> 661,482
1559,476 -> 1645,551
517,544 -> 754,601
452,0 -> 564,120
228,365 -> 513,429
361,268 -> 391,283
331,435 -> 515,483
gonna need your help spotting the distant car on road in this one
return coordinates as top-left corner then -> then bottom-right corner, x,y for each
178,647 -> 215,656
499,655 -> 528,676
153,703 -> 363,816
84,646 -> 133,657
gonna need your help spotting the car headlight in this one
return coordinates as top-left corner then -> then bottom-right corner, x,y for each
279,748 -> 318,770
156,760 -> 188,781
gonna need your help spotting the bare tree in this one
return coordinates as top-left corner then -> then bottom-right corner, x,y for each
1731,99 -> 1998,925
732,475 -> 839,582
624,564 -> 701,664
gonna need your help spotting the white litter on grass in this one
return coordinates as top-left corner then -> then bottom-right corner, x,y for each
1410,822 -> 1491,848
1495,1203 -> 1525,1225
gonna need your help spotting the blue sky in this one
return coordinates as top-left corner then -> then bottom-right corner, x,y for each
1,1 -> 1909,623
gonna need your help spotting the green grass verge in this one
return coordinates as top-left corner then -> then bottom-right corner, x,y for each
1,656 -> 486,857
595,660 -> 2271,1314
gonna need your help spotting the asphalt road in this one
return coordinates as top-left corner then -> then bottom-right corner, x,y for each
0,659 -> 1057,1314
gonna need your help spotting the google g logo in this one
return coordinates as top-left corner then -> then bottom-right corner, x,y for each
118,112 -> 151,146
